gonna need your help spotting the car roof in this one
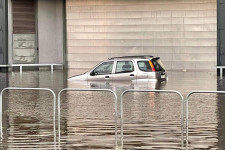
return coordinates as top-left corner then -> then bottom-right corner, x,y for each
108,55 -> 159,60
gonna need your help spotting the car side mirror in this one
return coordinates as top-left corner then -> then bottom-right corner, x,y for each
90,71 -> 98,76
90,71 -> 95,76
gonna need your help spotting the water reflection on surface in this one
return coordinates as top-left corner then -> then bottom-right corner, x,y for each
121,92 -> 182,149
0,69 -> 224,149
59,91 -> 116,149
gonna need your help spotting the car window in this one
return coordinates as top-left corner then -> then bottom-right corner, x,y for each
152,59 -> 165,71
137,61 -> 152,72
91,61 -> 114,76
115,61 -> 134,73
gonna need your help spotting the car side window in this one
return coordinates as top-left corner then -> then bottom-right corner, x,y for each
91,61 -> 114,76
137,61 -> 152,72
152,59 -> 165,71
115,61 -> 134,73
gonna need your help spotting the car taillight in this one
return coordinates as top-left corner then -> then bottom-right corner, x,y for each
149,61 -> 155,72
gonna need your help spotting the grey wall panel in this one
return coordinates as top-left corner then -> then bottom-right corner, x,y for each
0,0 -> 8,69
67,24 -> 216,32
218,1 -> 225,66
67,39 -> 217,47
66,10 -> 216,19
219,0 -> 225,4
38,0 -> 64,64
68,3 -> 216,12
67,0 -> 215,5
218,5 -> 225,28
219,30 -> 225,65
66,0 -> 217,70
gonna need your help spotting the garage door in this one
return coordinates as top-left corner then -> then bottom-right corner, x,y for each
66,0 -> 216,70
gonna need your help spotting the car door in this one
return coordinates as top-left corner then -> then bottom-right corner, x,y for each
136,60 -> 154,79
112,60 -> 136,81
87,61 -> 114,81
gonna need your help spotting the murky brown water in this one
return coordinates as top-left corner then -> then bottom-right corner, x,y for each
0,69 -> 224,149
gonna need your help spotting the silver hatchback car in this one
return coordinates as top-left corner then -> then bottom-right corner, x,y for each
68,55 -> 167,81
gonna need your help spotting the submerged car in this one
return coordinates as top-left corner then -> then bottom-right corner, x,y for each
68,55 -> 167,81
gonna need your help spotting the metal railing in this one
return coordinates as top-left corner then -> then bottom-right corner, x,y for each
4,88 -> 224,149
0,87 -> 57,148
120,89 -> 184,148
217,66 -> 225,78
57,88 -> 118,148
186,91 -> 225,149
0,64 -> 63,74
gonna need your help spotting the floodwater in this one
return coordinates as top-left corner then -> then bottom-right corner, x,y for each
0,69 -> 224,149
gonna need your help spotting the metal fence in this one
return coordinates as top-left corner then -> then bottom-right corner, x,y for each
0,64 -> 63,74
186,91 -> 225,149
217,66 -> 225,78
57,88 -> 118,148
120,89 -> 184,148
2,87 -> 224,149
0,87 -> 57,147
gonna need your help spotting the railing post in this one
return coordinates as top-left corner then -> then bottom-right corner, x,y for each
20,66 -> 22,74
51,65 -> 54,73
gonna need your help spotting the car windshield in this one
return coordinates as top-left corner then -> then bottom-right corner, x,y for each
91,61 -> 114,75
152,59 -> 165,71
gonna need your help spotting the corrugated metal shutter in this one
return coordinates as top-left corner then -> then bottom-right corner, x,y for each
12,0 -> 36,34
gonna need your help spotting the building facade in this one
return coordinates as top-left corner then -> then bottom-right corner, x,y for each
66,0 -> 217,70
0,0 -> 223,71
7,0 -> 65,65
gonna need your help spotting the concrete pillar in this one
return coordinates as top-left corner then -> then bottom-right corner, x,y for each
218,0 -> 225,66
0,0 -> 8,72
38,0 -> 64,64
217,2 -> 225,147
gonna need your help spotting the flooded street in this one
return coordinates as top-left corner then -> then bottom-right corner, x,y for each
0,69 -> 224,149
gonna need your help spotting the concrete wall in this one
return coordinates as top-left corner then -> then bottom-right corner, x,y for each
38,0 -> 64,64
66,0 -> 217,71
13,34 -> 36,63
0,0 -> 8,66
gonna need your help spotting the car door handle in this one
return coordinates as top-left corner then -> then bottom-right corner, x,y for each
130,74 -> 134,77
105,76 -> 110,79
